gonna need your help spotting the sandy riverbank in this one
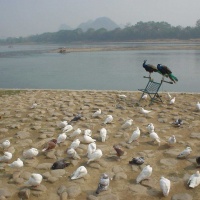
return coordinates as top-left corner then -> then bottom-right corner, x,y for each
0,90 -> 200,200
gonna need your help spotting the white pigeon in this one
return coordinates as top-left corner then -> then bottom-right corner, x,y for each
58,121 -> 68,128
30,103 -> 37,109
196,102 -> 200,111
168,135 -> 176,146
142,94 -> 148,100
121,119 -> 133,129
177,147 -> 192,158
0,152 -> 12,162
23,148 -> 39,159
118,94 -> 127,99
83,134 -> 96,144
8,158 -> 24,169
170,97 -> 175,104
160,176 -> 171,197
70,128 -> 81,138
96,173 -> 110,194
62,125 -> 73,133
92,109 -> 101,117
87,142 -> 96,157
128,127 -> 140,144
84,129 -> 92,136
100,128 -> 107,142
188,171 -> 200,188
67,148 -> 80,159
140,107 -> 151,115
71,166 -> 88,180
167,92 -> 172,100
25,173 -> 43,187
87,149 -> 103,164
57,132 -> 67,144
0,140 -> 10,149
70,139 -> 80,149
136,165 -> 153,183
146,123 -> 155,133
149,131 -> 161,146
103,115 -> 113,124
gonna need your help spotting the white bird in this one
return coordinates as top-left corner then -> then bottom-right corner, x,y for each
0,152 -> 12,162
177,147 -> 192,158
142,94 -> 148,100
196,102 -> 200,111
136,165 -> 153,183
84,129 -> 92,136
58,121 -> 68,128
83,134 -> 96,144
128,127 -> 140,144
71,166 -> 88,180
168,135 -> 176,146
149,131 -> 161,146
160,176 -> 171,197
188,171 -> 200,188
92,109 -> 101,117
0,140 -> 10,149
23,148 -> 39,159
118,94 -> 127,99
62,125 -> 73,133
25,173 -> 43,187
167,92 -> 172,100
8,158 -> 23,169
57,132 -> 67,144
100,128 -> 107,142
140,107 -> 151,115
70,139 -> 80,149
67,148 -> 80,159
87,142 -> 96,157
103,115 -> 113,124
96,173 -> 110,194
70,128 -> 81,138
121,119 -> 133,129
30,103 -> 37,109
87,149 -> 102,164
170,97 -> 175,104
146,123 -> 154,133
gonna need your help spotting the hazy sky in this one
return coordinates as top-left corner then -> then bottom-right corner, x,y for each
1,0 -> 200,38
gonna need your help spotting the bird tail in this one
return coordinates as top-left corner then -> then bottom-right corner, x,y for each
169,74 -> 178,83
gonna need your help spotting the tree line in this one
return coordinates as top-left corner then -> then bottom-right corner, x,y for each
1,20 -> 200,44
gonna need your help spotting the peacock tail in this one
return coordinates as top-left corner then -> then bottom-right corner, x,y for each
169,73 -> 178,83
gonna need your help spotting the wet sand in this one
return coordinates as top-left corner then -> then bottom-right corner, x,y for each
0,90 -> 200,200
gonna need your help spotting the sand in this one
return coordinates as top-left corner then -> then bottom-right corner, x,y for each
0,90 -> 200,200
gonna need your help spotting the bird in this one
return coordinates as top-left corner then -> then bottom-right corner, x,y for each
149,131 -> 161,146
0,140 -> 10,150
67,148 -> 80,160
146,123 -> 155,133
100,128 -> 107,142
30,103 -> 37,109
92,109 -> 102,118
142,94 -> 148,100
69,128 -> 82,138
23,148 -> 39,159
136,165 -> 153,183
70,113 -> 82,123
167,92 -> 172,100
62,125 -> 73,133
173,119 -> 183,127
118,94 -> 127,99
71,166 -> 88,180
129,157 -> 144,165
168,135 -> 176,146
196,157 -> 200,167
84,129 -> 92,136
103,115 -> 113,124
51,160 -> 70,170
0,152 -> 12,163
58,121 -> 68,128
96,173 -> 110,194
160,176 -> 171,197
128,127 -> 140,144
87,149 -> 102,164
87,142 -> 96,157
83,134 -> 96,144
25,173 -> 43,187
187,171 -> 200,188
121,119 -> 133,130
57,132 -> 67,144
140,107 -> 151,115
42,139 -> 57,152
113,144 -> 124,157
170,97 -> 175,104
8,158 -> 24,169
143,60 -> 158,77
157,64 -> 178,83
177,147 -> 192,159
196,102 -> 200,111
69,139 -> 80,149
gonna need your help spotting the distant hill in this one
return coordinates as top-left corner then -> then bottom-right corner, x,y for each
77,17 -> 119,31
58,24 -> 72,31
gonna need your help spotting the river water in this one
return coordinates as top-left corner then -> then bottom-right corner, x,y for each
0,43 -> 199,92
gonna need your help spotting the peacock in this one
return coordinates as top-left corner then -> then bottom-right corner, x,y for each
142,60 -> 158,78
157,64 -> 178,83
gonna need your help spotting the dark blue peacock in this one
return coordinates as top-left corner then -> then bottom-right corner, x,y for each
142,60 -> 158,77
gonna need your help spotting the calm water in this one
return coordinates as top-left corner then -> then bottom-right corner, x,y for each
0,43 -> 199,92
